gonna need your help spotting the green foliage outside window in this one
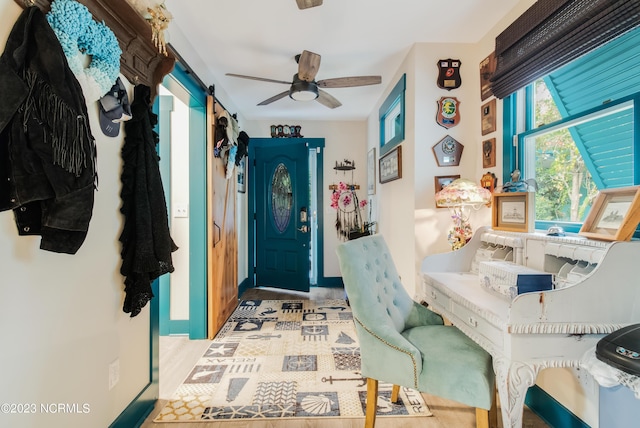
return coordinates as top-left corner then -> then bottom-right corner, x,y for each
531,80 -> 598,223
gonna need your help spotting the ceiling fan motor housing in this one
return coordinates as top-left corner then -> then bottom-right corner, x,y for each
289,73 -> 319,101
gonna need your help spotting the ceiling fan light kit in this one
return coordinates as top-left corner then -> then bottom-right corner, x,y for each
289,75 -> 319,101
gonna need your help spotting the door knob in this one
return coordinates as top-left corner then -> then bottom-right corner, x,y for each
297,225 -> 308,233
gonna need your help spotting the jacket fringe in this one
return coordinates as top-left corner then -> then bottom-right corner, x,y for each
22,69 -> 91,177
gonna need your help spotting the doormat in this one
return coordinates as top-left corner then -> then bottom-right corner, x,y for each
154,299 -> 432,422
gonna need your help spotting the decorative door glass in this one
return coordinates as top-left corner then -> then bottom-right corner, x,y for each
271,163 -> 292,233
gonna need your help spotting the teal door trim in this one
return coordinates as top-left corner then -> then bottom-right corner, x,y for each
162,63 -> 208,339
248,138 -> 325,289
158,95 -> 173,336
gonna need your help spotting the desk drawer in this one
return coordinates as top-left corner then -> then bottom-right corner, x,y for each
450,301 -> 503,348
421,281 -> 451,310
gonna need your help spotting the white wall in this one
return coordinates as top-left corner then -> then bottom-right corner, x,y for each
0,1 -> 156,426
242,120 -> 367,280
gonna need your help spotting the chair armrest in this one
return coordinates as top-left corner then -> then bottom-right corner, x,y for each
354,317 -> 423,388
405,300 -> 444,329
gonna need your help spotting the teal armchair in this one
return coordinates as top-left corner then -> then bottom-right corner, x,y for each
336,235 -> 497,428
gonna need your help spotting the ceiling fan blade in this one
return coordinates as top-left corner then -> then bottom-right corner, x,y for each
317,76 -> 382,88
257,91 -> 290,106
296,0 -> 323,9
316,89 -> 342,109
297,50 -> 321,82
226,73 -> 291,85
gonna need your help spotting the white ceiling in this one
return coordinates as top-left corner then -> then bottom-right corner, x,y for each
165,0 -> 520,121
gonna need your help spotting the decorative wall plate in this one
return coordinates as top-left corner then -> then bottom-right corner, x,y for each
436,96 -> 461,129
432,135 -> 463,167
437,58 -> 461,90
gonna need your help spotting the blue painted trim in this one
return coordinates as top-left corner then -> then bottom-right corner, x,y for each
634,95 -> 640,186
163,67 -> 208,340
502,94 -> 518,182
238,277 -> 252,298
525,385 -> 590,428
318,277 -> 344,287
379,74 -> 406,155
167,320 -> 189,335
158,95 -> 173,336
187,102 -> 207,339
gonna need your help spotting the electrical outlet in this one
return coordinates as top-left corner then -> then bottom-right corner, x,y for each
109,359 -> 120,391
174,204 -> 188,218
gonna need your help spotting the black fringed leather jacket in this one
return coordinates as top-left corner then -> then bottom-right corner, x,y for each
0,7 -> 97,254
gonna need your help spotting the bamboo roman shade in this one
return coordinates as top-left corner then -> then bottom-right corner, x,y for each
490,0 -> 640,99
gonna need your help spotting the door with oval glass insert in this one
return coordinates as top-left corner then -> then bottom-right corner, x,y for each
254,142 -> 310,291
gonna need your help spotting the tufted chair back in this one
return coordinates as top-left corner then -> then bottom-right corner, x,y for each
336,234 -> 444,387
342,234 -> 412,332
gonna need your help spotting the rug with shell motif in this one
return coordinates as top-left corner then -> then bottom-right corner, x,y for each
154,299 -> 432,422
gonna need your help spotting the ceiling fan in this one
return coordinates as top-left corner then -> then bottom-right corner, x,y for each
226,50 -> 382,109
296,0 -> 323,10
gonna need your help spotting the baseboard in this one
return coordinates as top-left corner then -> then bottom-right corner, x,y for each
109,381 -> 157,428
525,385 -> 590,428
316,276 -> 344,287
238,277 -> 252,298
167,319 -> 189,335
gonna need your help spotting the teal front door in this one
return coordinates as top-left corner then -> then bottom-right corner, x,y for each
254,141 -> 310,291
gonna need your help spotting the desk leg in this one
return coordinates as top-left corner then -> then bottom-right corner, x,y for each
493,357 -> 540,428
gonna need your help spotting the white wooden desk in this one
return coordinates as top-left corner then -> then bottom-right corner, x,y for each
418,227 -> 640,428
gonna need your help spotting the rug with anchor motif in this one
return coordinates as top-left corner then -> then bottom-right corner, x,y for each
154,299 -> 432,422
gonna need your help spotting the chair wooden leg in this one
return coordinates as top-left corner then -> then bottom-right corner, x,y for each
475,408 -> 489,428
391,384 -> 400,403
365,378 -> 378,428
476,396 -> 498,428
489,386 -> 499,428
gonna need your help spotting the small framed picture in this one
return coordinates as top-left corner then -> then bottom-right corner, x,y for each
367,147 -> 376,195
379,145 -> 402,184
481,99 -> 496,135
492,192 -> 534,232
479,52 -> 496,101
237,158 -> 246,193
434,175 -> 460,195
579,186 -> 640,241
482,138 -> 496,168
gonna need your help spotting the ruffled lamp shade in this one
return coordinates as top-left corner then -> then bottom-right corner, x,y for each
435,178 -> 491,208
435,178 -> 491,250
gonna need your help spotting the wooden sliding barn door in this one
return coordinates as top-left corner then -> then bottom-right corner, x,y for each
206,96 -> 238,338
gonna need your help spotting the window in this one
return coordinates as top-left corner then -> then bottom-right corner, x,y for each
505,26 -> 640,233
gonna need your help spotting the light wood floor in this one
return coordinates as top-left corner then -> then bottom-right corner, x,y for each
140,286 -> 549,428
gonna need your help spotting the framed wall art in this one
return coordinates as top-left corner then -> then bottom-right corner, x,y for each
579,186 -> 640,241
491,192 -> 534,232
481,99 -> 496,135
435,175 -> 460,195
432,135 -> 464,167
482,138 -> 496,168
367,147 -> 376,195
237,157 -> 246,193
379,74 -> 406,155
379,145 -> 402,184
479,52 -> 496,101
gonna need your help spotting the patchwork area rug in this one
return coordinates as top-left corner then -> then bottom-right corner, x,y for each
155,299 -> 432,422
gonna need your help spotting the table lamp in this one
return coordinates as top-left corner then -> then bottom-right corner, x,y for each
435,178 -> 491,250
